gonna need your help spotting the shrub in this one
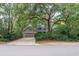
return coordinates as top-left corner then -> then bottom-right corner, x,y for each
34,32 -> 69,41
34,32 -> 77,41
54,24 -> 69,35
34,32 -> 48,41
68,34 -> 79,41
2,32 -> 17,41
0,30 -> 23,42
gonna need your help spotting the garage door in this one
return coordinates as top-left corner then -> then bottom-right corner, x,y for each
23,33 -> 35,37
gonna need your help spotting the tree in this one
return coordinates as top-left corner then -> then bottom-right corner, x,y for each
57,4 -> 79,36
29,3 -> 61,32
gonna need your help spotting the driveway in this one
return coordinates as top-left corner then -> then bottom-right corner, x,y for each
7,37 -> 39,45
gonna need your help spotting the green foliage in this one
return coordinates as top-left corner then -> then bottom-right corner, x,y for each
34,32 -> 48,41
53,24 -> 69,35
2,32 -> 17,41
0,31 -> 22,42
35,32 -> 79,42
35,32 -> 69,41
0,3 -> 79,42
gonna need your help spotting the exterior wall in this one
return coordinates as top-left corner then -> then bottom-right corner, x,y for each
23,29 -> 36,37
23,33 -> 36,37
23,26 -> 48,37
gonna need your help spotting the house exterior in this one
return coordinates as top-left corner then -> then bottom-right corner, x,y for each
23,24 -> 48,37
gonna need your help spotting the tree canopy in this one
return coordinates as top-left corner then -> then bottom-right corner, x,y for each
0,3 -> 79,41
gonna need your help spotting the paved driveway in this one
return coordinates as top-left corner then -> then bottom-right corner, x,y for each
7,37 -> 39,45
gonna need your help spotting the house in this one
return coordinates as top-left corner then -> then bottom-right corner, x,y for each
23,24 -> 48,37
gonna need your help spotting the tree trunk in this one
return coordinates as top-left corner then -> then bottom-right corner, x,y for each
47,19 -> 51,32
8,3 -> 13,33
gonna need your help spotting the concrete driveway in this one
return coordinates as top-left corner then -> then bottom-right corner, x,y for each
7,37 -> 39,45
